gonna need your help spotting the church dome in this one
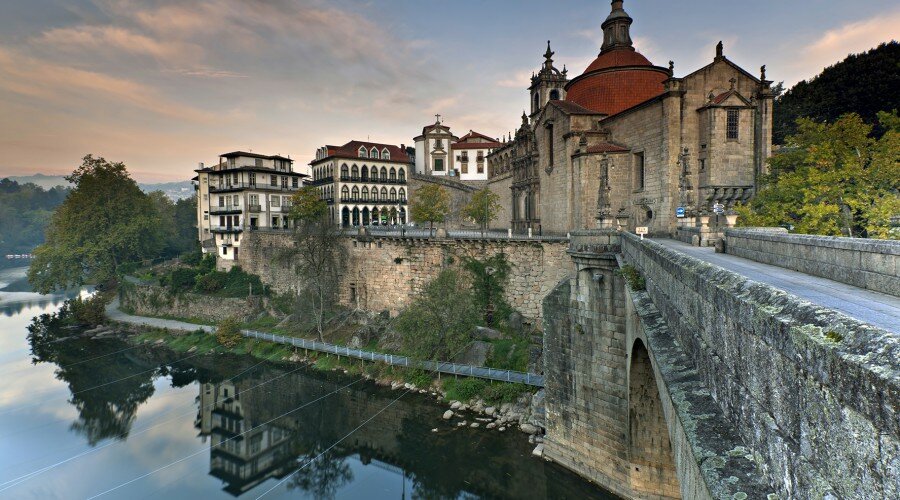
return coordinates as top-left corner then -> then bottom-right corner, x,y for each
564,1 -> 669,116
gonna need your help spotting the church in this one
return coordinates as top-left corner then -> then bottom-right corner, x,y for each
486,0 -> 774,235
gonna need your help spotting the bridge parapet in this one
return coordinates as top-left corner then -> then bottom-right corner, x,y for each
724,227 -> 900,296
622,232 -> 899,499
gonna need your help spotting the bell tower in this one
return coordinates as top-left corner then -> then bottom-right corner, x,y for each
601,0 -> 634,53
529,41 -> 568,118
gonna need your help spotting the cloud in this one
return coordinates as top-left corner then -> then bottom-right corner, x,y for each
786,10 -> 900,84
496,70 -> 532,88
36,25 -> 195,61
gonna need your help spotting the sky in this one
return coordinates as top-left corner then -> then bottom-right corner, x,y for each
0,0 -> 897,183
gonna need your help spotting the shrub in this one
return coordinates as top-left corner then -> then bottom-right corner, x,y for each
619,265 -> 646,291
168,268 -> 197,292
482,383 -> 529,405
63,294 -> 109,326
443,378 -> 488,402
215,316 -> 243,348
180,249 -> 203,266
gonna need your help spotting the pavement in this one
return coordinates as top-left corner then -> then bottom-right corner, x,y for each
653,238 -> 900,333
105,299 -> 215,333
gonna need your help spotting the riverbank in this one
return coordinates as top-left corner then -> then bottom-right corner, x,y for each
103,298 -> 548,447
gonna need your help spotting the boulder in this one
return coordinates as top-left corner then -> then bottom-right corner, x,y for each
532,443 -> 544,458
473,326 -> 502,340
484,406 -> 496,417
452,341 -> 493,367
508,312 -> 524,336
442,410 -> 453,420
450,401 -> 461,410
470,423 -> 479,428
520,423 -> 539,435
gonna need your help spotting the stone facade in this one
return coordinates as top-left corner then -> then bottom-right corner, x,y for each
407,172 -> 482,229
238,230 -> 571,323
725,227 -> 900,296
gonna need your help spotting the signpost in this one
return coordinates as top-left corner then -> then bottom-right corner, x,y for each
712,203 -> 725,215
635,226 -> 649,240
676,206 -> 686,218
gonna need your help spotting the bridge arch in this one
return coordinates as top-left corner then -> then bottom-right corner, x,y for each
628,338 -> 678,498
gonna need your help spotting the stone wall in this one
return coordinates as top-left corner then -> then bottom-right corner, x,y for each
239,231 -> 572,322
725,227 -> 900,296
119,283 -> 265,324
621,232 -> 899,499
408,173 -> 480,229
487,172 -> 513,230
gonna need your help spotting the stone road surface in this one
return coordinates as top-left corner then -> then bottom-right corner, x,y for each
106,299 -> 215,333
654,238 -> 900,333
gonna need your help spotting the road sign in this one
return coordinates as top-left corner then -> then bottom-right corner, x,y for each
712,203 -> 725,215
635,226 -> 648,239
676,207 -> 686,218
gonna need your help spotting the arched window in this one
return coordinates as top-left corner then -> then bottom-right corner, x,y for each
358,146 -> 367,158
361,186 -> 369,200
398,168 -> 406,182
382,148 -> 390,160
370,147 -> 379,159
361,165 -> 368,181
341,164 -> 349,179
389,168 -> 396,181
380,187 -> 388,199
351,186 -> 359,200
380,167 -> 387,179
399,187 -> 406,201
549,89 -> 560,100
341,186 -> 349,201
371,207 -> 379,225
390,187 -> 397,201
351,164 -> 359,179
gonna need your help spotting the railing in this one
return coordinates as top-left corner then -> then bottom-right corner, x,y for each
210,182 -> 300,192
210,204 -> 242,214
209,225 -> 243,232
242,330 -> 544,387
248,204 -> 262,212
337,177 -> 407,185
339,197 -> 407,204
344,227 -> 569,242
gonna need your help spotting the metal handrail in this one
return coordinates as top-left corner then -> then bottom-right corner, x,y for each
241,329 -> 544,387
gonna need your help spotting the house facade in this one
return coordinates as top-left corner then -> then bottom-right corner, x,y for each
308,141 -> 411,227
194,151 -> 306,262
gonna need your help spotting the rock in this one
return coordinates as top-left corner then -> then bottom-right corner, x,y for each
459,404 -> 469,411
473,326 -> 502,340
457,421 -> 466,427
532,443 -> 544,458
520,423 -> 539,435
442,410 -> 453,420
470,423 -> 480,428
348,335 -> 362,349
508,312 -> 524,336
431,428 -> 438,433
486,422 -> 496,429
187,346 -> 197,353
450,401 -> 461,410
498,426 -> 506,432
484,406 -> 496,417
500,403 -> 512,414
473,402 -> 484,413
452,341 -> 493,367
528,435 -> 535,444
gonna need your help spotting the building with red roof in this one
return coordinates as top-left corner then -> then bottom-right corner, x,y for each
413,115 -> 503,181
487,0 -> 774,236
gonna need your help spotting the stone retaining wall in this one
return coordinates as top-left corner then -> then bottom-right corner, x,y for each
622,232 -> 899,499
239,231 -> 572,323
724,227 -> 900,296
119,283 -> 265,324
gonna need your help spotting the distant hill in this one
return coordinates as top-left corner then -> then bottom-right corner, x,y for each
774,41 -> 900,144
4,174 -> 193,201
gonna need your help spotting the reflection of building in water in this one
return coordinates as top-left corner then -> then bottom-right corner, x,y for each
196,381 -> 294,496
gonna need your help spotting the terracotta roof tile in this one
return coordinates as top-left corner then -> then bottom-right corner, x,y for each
586,142 -> 629,153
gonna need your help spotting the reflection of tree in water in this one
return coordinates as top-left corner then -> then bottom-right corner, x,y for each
287,448 -> 353,500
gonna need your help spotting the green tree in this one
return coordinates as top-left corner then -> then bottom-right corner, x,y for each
280,187 -> 345,342
462,188 -> 501,236
410,184 -> 450,235
0,179 -> 69,260
216,316 -> 243,348
738,112 -> 900,238
27,155 -> 165,293
462,254 -> 512,326
394,269 -> 477,360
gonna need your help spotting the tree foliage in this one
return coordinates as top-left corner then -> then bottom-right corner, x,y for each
410,184 -> 450,234
216,316 -> 243,348
738,112 -> 900,238
394,269 -> 477,360
281,187 -> 345,342
462,188 -> 501,234
0,178 -> 69,258
774,41 -> 900,144
27,155 -> 165,292
462,253 -> 512,326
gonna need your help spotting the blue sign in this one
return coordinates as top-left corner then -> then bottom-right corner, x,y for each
676,207 -> 686,218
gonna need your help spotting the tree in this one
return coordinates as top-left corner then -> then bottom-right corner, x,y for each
774,41 -> 900,143
27,155 -> 164,293
394,269 -> 477,360
410,184 -> 450,236
280,187 -> 346,342
738,112 -> 900,238
216,316 -> 243,348
462,188 -> 501,235
0,179 -> 69,259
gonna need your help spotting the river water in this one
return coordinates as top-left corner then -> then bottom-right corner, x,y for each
0,266 -> 614,499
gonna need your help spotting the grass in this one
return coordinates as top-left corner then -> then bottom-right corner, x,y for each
442,377 -> 529,405
485,338 -> 530,372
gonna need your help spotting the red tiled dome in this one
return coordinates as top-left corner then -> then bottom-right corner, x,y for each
565,48 -> 669,116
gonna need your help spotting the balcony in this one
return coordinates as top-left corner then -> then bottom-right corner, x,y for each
210,225 -> 244,233
248,204 -> 262,212
210,204 -> 242,214
209,182 -> 300,193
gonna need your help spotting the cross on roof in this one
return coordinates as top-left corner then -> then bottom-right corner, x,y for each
434,114 -> 441,124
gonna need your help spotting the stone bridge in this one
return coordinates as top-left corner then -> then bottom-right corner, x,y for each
542,230 -> 899,499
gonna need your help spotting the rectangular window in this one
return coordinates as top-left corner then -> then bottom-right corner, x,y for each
699,158 -> 706,171
255,158 -> 263,167
546,124 -> 554,167
292,177 -> 299,188
218,196 -> 225,207
232,172 -> 238,184
477,163 -> 484,174
248,172 -> 256,186
232,195 -> 239,206
270,175 -> 277,186
434,158 -> 444,171
271,195 -> 280,207
461,162 -> 468,174
281,176 -> 287,188
635,152 -> 645,191
249,194 -> 258,205
228,158 -> 236,168
727,109 -> 739,140
271,216 -> 278,227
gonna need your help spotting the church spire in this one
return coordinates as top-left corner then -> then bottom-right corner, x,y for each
600,0 -> 634,53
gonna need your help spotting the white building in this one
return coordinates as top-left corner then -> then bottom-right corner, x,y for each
413,116 -> 503,180
194,151 -> 307,262
309,141 -> 411,227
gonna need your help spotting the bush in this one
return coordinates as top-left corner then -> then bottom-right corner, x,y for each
215,316 -> 243,348
482,383 -> 529,405
619,265 -> 646,291
443,378 -> 488,402
180,249 -> 203,266
63,294 -> 109,326
167,268 -> 197,292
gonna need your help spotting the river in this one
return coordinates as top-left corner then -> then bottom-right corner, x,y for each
0,266 -> 614,499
